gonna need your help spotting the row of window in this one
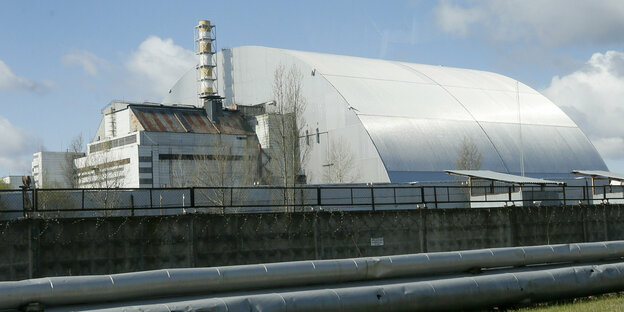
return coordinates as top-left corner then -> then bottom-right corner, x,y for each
89,134 -> 137,153
159,154 -> 244,161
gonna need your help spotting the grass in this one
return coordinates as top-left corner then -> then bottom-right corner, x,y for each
508,292 -> 624,311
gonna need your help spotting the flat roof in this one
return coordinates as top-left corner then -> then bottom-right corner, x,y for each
571,170 -> 624,181
445,170 -> 566,185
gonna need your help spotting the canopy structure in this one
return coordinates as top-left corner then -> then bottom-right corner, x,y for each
165,46 -> 608,183
446,170 -> 566,186
571,170 -> 624,182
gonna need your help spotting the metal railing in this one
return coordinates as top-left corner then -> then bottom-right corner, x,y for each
1,184 -> 623,219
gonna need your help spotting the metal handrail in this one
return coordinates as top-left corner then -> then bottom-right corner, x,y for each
1,184 -> 623,218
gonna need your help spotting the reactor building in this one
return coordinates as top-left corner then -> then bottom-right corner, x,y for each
33,20 -> 608,188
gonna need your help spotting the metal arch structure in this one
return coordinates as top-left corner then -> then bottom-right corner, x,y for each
163,46 -> 607,183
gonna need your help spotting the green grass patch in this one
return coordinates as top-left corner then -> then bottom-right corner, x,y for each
508,292 -> 624,311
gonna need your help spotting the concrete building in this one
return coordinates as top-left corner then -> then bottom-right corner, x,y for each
164,46 -> 609,183
74,101 -> 261,188
32,151 -> 84,188
31,21 -> 609,188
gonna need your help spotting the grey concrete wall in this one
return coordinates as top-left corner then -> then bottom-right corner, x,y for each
1,205 -> 622,281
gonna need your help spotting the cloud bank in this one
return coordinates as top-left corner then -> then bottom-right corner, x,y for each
62,50 -> 109,76
126,36 -> 196,97
0,116 -> 41,175
543,51 -> 624,160
0,60 -> 48,93
434,0 -> 624,47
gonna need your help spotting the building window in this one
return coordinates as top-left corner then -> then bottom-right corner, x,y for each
89,134 -> 137,153
139,167 -> 152,173
139,156 -> 152,162
139,178 -> 153,185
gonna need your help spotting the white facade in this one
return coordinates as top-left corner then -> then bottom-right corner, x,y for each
74,101 -> 261,188
32,151 -> 83,188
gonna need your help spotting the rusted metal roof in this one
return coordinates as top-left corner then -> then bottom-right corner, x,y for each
129,105 -> 253,135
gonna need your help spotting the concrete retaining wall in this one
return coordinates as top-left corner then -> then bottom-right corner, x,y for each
1,205 -> 623,281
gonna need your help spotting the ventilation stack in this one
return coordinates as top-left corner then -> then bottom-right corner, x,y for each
195,20 -> 221,121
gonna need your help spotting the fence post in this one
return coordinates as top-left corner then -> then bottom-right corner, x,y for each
317,187 -> 321,207
33,189 -> 38,213
81,189 -> 85,210
394,187 -> 397,205
190,187 -> 195,208
149,189 -> 153,209
350,188 -> 354,206
370,187 -> 375,211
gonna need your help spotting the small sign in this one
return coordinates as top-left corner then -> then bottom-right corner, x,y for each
370,237 -> 384,247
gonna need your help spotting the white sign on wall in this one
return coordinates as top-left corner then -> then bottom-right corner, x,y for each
370,237 -> 384,247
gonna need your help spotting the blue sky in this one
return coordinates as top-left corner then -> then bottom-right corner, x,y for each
2,0 -> 624,176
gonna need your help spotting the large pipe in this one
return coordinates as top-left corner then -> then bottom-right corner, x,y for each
74,261 -> 624,312
2,241 -> 624,309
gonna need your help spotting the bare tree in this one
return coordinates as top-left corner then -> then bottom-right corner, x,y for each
199,144 -> 257,210
268,63 -> 308,187
166,134 -> 260,211
265,64 -> 310,210
62,134 -> 85,188
455,136 -> 482,170
324,137 -> 359,183
76,147 -> 128,213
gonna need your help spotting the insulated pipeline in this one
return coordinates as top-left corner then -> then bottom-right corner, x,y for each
77,261 -> 624,312
1,241 -> 624,309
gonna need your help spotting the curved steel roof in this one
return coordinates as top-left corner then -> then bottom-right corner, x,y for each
165,46 -> 607,182
283,49 -> 607,181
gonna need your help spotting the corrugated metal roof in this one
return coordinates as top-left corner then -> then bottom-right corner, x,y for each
445,170 -> 565,185
130,105 -> 253,135
571,170 -> 624,181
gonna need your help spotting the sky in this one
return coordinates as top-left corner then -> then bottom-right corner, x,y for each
1,0 -> 624,177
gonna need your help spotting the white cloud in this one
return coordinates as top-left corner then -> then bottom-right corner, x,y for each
126,36 -> 196,97
542,51 -> 624,159
434,2 -> 483,37
371,19 -> 418,58
0,116 -> 41,176
434,0 -> 624,47
0,60 -> 47,93
62,50 -> 108,76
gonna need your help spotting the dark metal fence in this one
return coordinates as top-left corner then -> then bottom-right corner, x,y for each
1,184 -> 624,219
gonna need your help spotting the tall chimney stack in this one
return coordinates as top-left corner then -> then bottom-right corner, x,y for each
195,20 -> 221,121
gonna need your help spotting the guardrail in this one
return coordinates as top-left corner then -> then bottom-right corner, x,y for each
0,184 -> 623,219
